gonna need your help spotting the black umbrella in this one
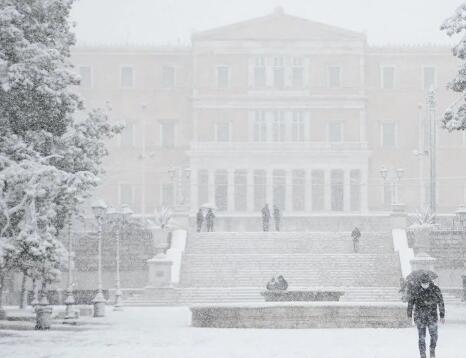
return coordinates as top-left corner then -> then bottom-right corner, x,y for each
406,269 -> 438,285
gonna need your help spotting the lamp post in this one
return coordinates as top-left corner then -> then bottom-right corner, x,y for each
63,214 -> 76,324
116,204 -> 133,311
91,199 -> 107,318
380,167 -> 404,208
456,205 -> 466,301
427,87 -> 437,221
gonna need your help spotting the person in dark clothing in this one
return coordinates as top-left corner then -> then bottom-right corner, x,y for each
276,275 -> 288,290
196,208 -> 204,232
351,227 -> 361,253
407,274 -> 445,358
261,204 -> 271,232
205,208 -> 215,232
273,205 -> 281,231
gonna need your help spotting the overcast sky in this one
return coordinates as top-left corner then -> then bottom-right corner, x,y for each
70,0 -> 462,46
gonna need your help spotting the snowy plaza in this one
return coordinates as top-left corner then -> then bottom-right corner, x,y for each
0,306 -> 465,358
3,1 -> 466,357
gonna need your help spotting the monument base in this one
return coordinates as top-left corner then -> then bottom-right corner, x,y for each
191,302 -> 410,329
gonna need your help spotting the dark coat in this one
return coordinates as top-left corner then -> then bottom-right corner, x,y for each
407,283 -> 445,324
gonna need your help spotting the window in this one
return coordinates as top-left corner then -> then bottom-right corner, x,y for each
254,170 -> 266,211
272,111 -> 286,142
423,66 -> 436,91
197,170 -> 209,206
328,66 -> 341,88
217,66 -> 230,89
79,66 -> 92,88
292,57 -> 304,88
381,122 -> 396,148
291,111 -> 305,141
311,170 -> 324,211
160,183 -> 175,207
292,170 -> 305,211
120,66 -> 134,88
119,184 -> 134,207
273,170 -> 286,210
255,56 -> 266,88
234,170 -> 247,211
273,57 -> 285,89
215,170 -> 228,211
331,170 -> 344,211
328,122 -> 342,142
162,65 -> 175,88
215,122 -> 231,142
120,122 -> 135,147
253,111 -> 268,142
160,122 -> 175,148
350,170 -> 361,211
381,66 -> 395,89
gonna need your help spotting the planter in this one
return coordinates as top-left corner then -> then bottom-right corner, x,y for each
35,306 -> 53,330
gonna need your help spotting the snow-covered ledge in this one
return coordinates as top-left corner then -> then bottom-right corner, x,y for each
392,229 -> 414,278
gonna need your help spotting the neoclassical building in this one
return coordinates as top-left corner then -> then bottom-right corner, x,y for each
72,8 -> 466,225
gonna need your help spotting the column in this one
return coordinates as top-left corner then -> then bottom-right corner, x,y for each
324,170 -> 331,211
247,170 -> 254,212
208,170 -> 215,205
190,167 -> 198,214
266,169 -> 273,205
359,108 -> 367,144
305,169 -> 313,212
227,169 -> 235,212
361,168 -> 369,212
285,170 -> 292,212
343,170 -> 351,212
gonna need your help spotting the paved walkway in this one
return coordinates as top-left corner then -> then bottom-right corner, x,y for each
0,306 -> 465,358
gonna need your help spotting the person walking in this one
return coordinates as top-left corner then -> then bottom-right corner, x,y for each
196,208 -> 204,232
205,208 -> 215,232
407,274 -> 445,358
273,205 -> 281,231
261,204 -> 271,232
351,227 -> 361,253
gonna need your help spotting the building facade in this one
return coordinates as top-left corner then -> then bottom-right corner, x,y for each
72,8 -> 466,223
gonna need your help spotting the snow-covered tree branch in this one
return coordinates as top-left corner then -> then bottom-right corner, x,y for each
0,0 -> 121,302
441,2 -> 466,130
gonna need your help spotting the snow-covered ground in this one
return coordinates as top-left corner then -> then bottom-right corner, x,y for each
1,306 -> 466,358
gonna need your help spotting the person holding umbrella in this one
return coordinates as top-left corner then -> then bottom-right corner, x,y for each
351,227 -> 361,253
407,272 -> 445,358
196,208 -> 204,232
261,204 -> 271,232
206,208 -> 215,232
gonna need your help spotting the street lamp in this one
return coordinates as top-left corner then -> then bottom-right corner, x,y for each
115,204 -> 133,311
91,199 -> 107,318
63,214 -> 76,324
456,205 -> 466,301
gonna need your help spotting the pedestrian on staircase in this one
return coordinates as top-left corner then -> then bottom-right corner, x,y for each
273,205 -> 281,231
196,208 -> 204,232
351,227 -> 361,253
206,208 -> 215,232
261,204 -> 271,231
407,274 -> 445,358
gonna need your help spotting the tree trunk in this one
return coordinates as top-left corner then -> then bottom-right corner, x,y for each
19,272 -> 28,309
0,274 -> 5,319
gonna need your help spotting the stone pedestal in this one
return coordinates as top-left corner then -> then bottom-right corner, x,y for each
172,208 -> 190,231
147,254 -> 173,288
407,224 -> 433,254
390,204 -> 407,229
410,253 -> 437,272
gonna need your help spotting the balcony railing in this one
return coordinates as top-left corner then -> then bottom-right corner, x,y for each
190,141 -> 368,152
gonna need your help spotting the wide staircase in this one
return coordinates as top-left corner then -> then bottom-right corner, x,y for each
125,231 -> 410,306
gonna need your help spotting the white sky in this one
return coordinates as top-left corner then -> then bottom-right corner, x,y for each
70,0 -> 463,46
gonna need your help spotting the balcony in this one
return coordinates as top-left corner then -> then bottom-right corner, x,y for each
189,141 -> 368,153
